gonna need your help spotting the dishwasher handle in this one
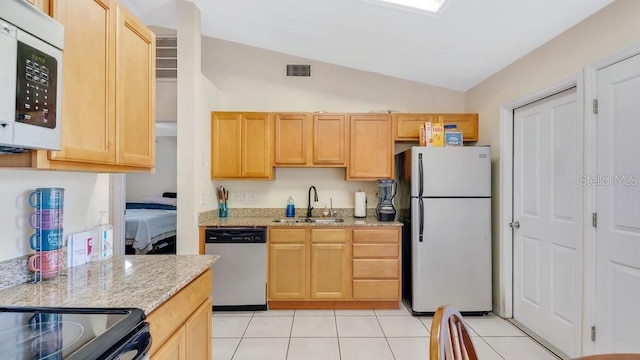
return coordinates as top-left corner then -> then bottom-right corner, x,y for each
205,228 -> 266,244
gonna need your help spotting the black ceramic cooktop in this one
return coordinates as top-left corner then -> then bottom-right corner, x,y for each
0,307 -> 145,360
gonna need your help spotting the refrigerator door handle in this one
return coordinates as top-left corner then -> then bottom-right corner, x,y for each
419,198 -> 424,242
418,153 -> 424,197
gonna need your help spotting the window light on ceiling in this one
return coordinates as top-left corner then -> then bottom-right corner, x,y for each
369,0 -> 451,14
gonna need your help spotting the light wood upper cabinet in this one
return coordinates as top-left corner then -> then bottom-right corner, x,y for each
49,0 -> 117,165
274,113 -> 308,165
26,0 -> 53,15
274,113 -> 346,167
394,113 -> 479,142
393,113 -> 437,141
348,114 -> 393,180
211,112 -> 273,179
438,113 -> 479,142
314,114 -> 346,165
0,0 -> 156,172
116,5 -> 155,167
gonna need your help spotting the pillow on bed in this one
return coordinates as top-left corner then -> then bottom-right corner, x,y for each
144,196 -> 177,206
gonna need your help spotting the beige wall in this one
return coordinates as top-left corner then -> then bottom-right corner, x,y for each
176,0 -> 220,254
199,36 -> 466,213
465,0 -> 640,311
0,170 -> 110,261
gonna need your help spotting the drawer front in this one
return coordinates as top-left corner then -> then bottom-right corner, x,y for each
311,228 -> 348,243
353,259 -> 399,279
352,280 -> 399,300
269,228 -> 306,243
352,229 -> 399,243
352,243 -> 399,258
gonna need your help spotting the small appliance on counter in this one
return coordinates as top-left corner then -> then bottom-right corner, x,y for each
375,179 -> 396,221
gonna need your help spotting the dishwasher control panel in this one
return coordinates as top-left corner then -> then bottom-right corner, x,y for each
205,227 -> 266,243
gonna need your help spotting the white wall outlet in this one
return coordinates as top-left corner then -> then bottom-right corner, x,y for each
200,192 -> 206,205
235,192 -> 243,201
248,191 -> 256,201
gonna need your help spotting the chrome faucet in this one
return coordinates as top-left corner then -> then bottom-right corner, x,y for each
307,186 -> 318,218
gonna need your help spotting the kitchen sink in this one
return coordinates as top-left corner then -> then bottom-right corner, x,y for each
272,217 -> 345,224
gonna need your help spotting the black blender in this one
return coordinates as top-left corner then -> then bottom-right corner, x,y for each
376,179 -> 397,221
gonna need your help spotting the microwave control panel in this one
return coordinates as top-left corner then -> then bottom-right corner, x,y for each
15,41 -> 57,129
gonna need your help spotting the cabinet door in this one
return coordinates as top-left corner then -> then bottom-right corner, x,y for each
49,0 -> 117,164
26,0 -> 52,15
211,112 -> 242,178
348,114 -> 393,180
274,113 -> 308,165
394,114 -> 437,141
116,6 -> 155,167
242,113 -> 272,178
313,114 -> 346,165
310,243 -> 350,299
269,243 -> 307,300
437,113 -> 478,142
152,325 -> 186,360
185,298 -> 212,360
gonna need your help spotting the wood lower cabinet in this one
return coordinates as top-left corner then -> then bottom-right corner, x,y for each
310,229 -> 350,300
211,112 -> 273,179
348,114 -> 393,180
352,228 -> 401,301
148,269 -> 212,360
268,226 -> 400,307
268,228 -> 307,299
273,113 -> 346,167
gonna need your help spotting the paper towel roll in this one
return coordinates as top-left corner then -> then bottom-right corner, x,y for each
354,191 -> 367,218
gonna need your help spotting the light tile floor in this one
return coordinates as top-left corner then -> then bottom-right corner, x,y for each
212,303 -> 560,360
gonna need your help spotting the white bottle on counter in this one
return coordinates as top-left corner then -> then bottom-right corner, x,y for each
93,211 -> 113,260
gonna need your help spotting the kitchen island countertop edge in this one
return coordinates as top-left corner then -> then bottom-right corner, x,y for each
0,255 -> 219,314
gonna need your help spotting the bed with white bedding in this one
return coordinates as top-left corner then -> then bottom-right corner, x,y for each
125,202 -> 177,254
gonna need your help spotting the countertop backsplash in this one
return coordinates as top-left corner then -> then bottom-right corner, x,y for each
0,255 -> 32,290
199,207 -> 377,223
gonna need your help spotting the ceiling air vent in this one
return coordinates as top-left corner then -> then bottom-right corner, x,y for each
286,64 -> 311,77
156,37 -> 177,79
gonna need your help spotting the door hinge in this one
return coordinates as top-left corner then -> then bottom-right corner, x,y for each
591,326 -> 596,341
593,99 -> 598,114
592,213 -> 597,228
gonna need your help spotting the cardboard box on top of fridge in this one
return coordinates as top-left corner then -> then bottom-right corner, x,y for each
420,122 -> 433,147
431,123 -> 445,147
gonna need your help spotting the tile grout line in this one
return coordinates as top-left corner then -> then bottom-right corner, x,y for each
374,310 -> 398,360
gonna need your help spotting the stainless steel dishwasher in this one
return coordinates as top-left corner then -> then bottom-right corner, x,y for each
205,227 -> 267,311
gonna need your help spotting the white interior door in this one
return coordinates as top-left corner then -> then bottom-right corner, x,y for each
513,87 -> 582,357
594,53 -> 640,353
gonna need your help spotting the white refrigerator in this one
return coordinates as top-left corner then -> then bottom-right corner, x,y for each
396,146 -> 492,315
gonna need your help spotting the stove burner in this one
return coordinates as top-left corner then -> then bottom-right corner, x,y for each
0,321 -> 84,359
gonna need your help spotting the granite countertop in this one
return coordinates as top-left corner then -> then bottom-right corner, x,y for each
198,208 -> 403,227
200,216 -> 402,227
0,255 -> 219,314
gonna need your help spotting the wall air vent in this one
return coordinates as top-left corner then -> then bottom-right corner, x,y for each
156,37 -> 177,79
286,64 -> 311,77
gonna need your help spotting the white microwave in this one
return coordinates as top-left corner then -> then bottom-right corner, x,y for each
0,0 -> 63,154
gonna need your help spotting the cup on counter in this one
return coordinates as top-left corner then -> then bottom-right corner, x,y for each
28,249 -> 63,279
218,202 -> 228,218
28,188 -> 65,210
29,209 -> 63,230
29,229 -> 64,251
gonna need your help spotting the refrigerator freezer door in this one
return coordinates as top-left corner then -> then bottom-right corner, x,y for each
411,197 -> 492,313
411,147 -> 491,197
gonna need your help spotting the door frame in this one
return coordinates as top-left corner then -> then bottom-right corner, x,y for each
498,72 -> 584,320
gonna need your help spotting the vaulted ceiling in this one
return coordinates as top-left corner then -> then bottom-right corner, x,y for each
120,0 -> 614,91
